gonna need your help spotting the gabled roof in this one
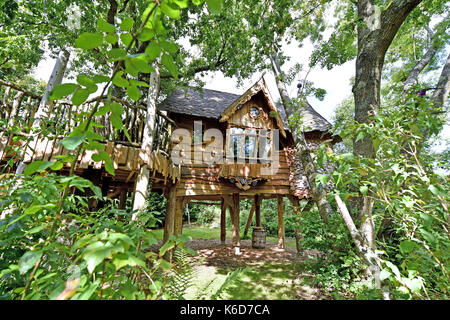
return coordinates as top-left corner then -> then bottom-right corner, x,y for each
219,77 -> 287,138
158,76 -> 332,134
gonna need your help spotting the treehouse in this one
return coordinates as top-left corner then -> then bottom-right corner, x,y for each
0,76 -> 336,253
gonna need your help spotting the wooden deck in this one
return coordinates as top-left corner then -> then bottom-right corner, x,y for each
0,78 -> 180,196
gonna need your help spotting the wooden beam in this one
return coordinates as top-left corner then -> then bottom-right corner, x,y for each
220,198 -> 226,244
243,198 -> 256,237
231,193 -> 241,254
277,195 -> 285,249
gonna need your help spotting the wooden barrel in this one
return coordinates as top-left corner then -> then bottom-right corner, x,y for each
252,227 -> 266,249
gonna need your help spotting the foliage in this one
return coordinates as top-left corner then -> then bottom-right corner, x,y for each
326,91 -> 449,299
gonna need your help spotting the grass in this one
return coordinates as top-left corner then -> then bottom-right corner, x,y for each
150,225 -> 320,299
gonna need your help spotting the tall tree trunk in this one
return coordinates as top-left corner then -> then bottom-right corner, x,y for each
431,52 -> 450,109
131,63 -> 161,220
353,0 -> 422,157
351,0 -> 421,299
270,52 -> 332,226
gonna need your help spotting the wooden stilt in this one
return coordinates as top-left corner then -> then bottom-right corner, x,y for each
277,195 -> 285,249
174,196 -> 185,236
243,198 -> 256,237
220,198 -> 226,244
119,189 -> 127,210
231,193 -> 241,255
255,195 -> 261,227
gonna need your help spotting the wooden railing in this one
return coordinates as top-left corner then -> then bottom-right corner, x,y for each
0,78 -> 175,159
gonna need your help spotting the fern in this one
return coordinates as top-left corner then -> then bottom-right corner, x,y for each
165,249 -> 196,300
211,267 -> 249,300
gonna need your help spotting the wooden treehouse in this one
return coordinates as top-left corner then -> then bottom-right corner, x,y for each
0,76 -> 337,253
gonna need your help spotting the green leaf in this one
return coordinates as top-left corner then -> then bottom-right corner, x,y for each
120,17 -> 134,31
161,53 -> 178,79
110,114 -> 124,131
105,33 -> 119,44
24,161 -> 54,175
160,2 -> 181,19
315,174 -> 328,187
145,42 -> 161,60
92,75 -> 110,83
49,83 -> 78,100
50,161 -> 64,171
95,104 -> 111,116
206,0 -> 223,14
75,32 -> 103,50
19,251 -> 43,274
138,28 -> 154,42
356,131 -> 366,142
113,254 -> 145,271
428,184 -> 446,197
173,0 -> 189,8
120,33 -> 133,47
126,85 -> 141,102
112,71 -> 129,88
399,240 -> 415,254
380,269 -> 391,281
77,75 -> 95,87
110,102 -> 124,116
404,278 -> 422,293
107,48 -> 127,61
125,55 -> 154,77
61,135 -> 86,151
97,19 -> 116,33
160,40 -> 178,54
72,89 -> 90,106
159,241 -> 175,256
359,185 -> 368,196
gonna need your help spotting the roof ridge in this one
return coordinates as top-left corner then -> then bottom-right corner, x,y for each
185,86 -> 242,96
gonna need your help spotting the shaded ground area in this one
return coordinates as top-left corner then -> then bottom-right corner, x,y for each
151,235 -> 328,300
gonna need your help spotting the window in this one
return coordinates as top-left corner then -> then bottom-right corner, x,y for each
227,128 -> 272,162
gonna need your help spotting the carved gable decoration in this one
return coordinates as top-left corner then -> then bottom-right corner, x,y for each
219,77 -> 287,138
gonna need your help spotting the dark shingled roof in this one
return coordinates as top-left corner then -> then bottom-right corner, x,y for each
158,87 -> 331,133
159,88 -> 240,120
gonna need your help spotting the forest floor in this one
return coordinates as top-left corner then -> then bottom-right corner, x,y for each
150,226 -> 331,300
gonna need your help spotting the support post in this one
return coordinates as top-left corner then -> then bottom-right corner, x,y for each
277,195 -> 285,249
243,197 -> 256,237
231,194 -> 241,255
220,198 -> 226,244
255,195 -> 261,227
119,188 -> 127,210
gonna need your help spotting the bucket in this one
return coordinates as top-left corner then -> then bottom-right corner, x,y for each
252,227 -> 266,249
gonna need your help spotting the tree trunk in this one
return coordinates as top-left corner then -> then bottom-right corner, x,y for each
335,194 -> 390,299
431,52 -> 450,108
131,63 -> 161,220
270,52 -> 332,226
